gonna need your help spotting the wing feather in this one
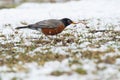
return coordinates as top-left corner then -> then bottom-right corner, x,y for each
33,19 -> 63,28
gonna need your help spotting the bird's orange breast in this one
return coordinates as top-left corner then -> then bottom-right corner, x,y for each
41,25 -> 65,35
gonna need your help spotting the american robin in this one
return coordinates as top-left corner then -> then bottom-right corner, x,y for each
15,18 -> 75,35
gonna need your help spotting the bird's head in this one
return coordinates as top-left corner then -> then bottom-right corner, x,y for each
61,18 -> 76,27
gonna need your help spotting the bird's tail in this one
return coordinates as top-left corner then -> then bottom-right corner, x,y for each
15,25 -> 32,29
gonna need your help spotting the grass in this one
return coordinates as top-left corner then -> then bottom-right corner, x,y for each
51,70 -> 72,76
74,68 -> 87,75
0,19 -> 120,79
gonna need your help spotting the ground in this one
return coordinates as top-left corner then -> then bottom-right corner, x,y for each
0,0 -> 120,80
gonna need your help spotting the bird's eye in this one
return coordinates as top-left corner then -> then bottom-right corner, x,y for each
68,20 -> 72,24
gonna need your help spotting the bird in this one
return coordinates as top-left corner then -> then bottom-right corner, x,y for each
15,18 -> 75,35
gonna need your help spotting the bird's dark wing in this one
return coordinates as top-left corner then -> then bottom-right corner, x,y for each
33,19 -> 63,28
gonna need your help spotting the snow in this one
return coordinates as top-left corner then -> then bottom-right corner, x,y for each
0,0 -> 120,80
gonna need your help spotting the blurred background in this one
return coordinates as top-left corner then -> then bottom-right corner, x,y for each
0,0 -> 79,8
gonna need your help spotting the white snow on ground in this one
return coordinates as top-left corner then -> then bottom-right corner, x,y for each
0,0 -> 120,80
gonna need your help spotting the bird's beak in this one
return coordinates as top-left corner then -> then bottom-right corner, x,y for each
72,22 -> 81,24
72,22 -> 78,24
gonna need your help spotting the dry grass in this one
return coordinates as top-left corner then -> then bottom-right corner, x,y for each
0,19 -> 120,79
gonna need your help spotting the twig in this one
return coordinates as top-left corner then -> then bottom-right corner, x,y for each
89,30 -> 113,33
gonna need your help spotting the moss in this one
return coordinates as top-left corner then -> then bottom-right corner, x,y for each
11,77 -> 22,80
75,68 -> 87,75
97,56 -> 117,64
69,59 -> 82,66
0,4 -> 18,9
50,70 -> 72,76
50,71 -> 65,76
81,50 -> 105,59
